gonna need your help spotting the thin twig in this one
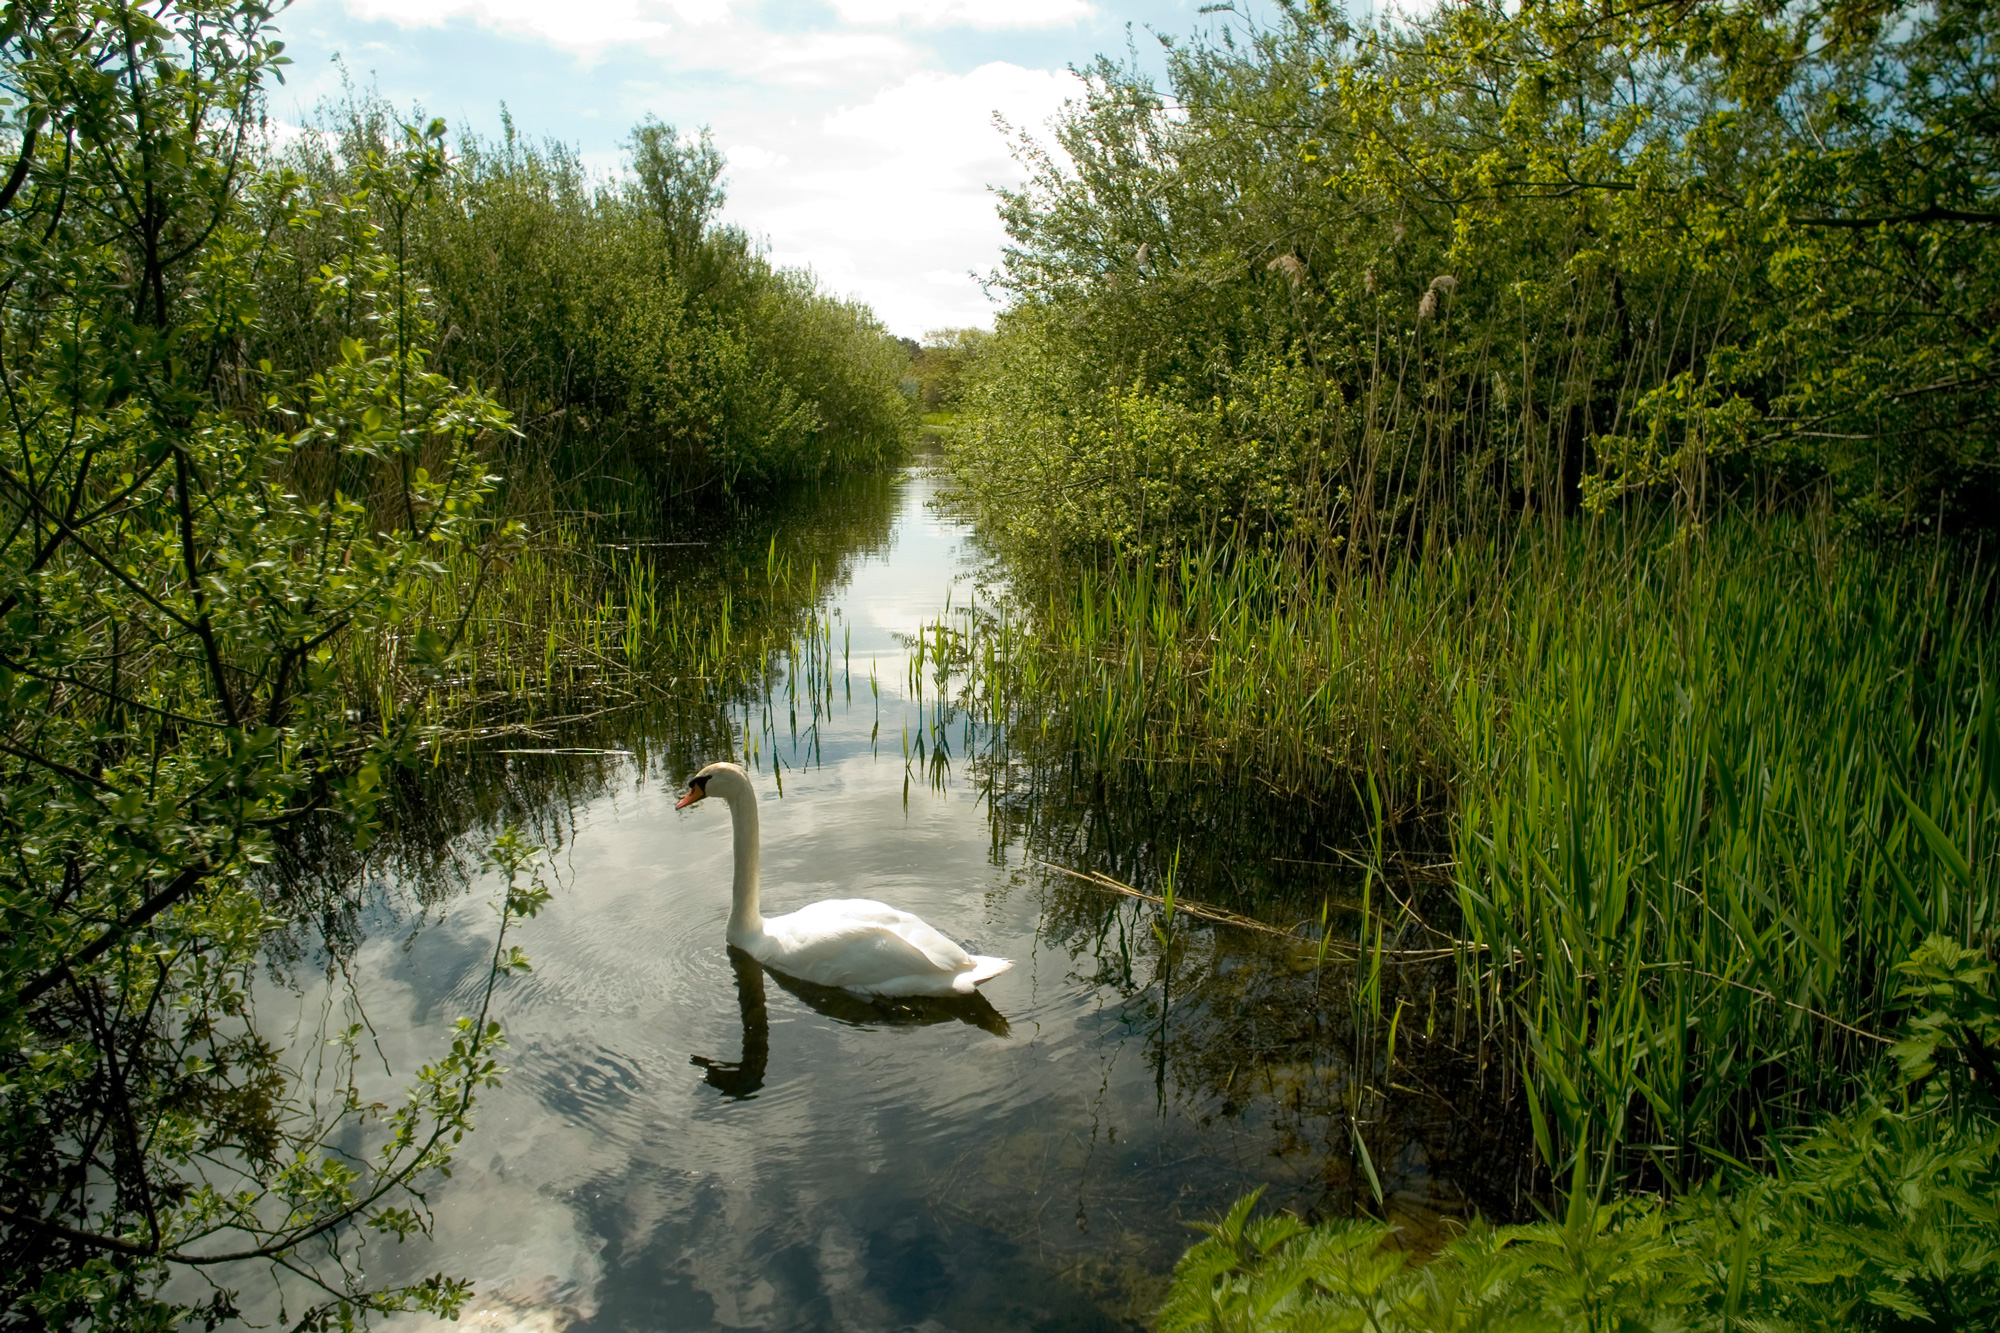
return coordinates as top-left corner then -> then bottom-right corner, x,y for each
1032,858 -> 1461,960
1640,962 -> 1893,1045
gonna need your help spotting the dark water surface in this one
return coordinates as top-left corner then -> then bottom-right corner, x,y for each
259,467 -> 1519,1333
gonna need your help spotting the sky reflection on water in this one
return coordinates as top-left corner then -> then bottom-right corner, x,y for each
253,466 -> 1515,1333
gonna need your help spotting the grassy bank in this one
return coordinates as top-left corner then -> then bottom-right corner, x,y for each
1446,525 -> 1995,1190
942,0 -> 2000,1315
940,506 -> 2000,1322
962,510 -> 1995,1158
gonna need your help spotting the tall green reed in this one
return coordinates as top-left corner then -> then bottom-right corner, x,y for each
957,506 -> 1998,1195
335,474 -> 898,750
963,540 -> 1473,807
1450,521 -> 1998,1194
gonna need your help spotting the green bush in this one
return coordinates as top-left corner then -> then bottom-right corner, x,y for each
954,0 -> 2000,557
259,95 -> 916,513
0,8 -> 554,1325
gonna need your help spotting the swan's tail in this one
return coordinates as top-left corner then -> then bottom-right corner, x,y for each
960,955 -> 1013,990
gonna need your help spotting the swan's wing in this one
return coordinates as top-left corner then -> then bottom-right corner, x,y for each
780,899 -> 975,967
761,899 -> 976,988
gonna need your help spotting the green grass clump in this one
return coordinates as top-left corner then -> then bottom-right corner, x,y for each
1161,939 -> 2000,1331
1162,1128 -> 2000,1332
1446,521 -> 1997,1189
963,538 -> 1475,804
962,508 -> 1997,1188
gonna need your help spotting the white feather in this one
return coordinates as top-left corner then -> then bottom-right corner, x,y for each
682,764 -> 1013,997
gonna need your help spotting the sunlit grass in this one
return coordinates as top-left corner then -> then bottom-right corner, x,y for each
1449,521 -> 1998,1193
334,506 -> 847,751
949,508 -> 1999,1188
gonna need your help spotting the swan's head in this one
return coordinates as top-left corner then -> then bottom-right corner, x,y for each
675,760 -> 752,810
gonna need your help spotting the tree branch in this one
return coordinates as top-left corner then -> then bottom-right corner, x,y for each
1789,204 -> 2000,229
0,118 -> 38,214
13,860 -> 212,1009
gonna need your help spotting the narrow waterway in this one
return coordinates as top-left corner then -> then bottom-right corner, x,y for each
260,465 -> 1513,1332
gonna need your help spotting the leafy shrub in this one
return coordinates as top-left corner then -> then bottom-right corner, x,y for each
1162,957 -> 2000,1331
0,7 -> 546,1325
950,303 -> 1327,559
957,0 -> 2000,556
258,94 -> 916,514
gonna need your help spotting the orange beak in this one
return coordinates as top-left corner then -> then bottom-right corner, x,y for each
675,784 -> 704,810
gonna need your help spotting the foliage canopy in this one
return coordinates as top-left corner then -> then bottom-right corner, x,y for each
952,0 -> 2000,559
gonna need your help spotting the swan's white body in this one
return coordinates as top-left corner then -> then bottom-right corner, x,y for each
678,762 -> 1012,997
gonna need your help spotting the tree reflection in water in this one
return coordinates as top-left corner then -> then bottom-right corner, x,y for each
979,753 -> 1542,1231
259,469 -> 905,972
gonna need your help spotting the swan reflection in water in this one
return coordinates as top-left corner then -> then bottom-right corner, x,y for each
692,946 -> 1009,1099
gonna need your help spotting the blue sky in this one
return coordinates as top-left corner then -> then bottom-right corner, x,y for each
267,0 -> 1222,338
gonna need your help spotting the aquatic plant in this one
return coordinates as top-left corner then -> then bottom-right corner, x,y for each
951,505 -> 1998,1195
1448,526 -> 1999,1192
1159,950 -> 2000,1331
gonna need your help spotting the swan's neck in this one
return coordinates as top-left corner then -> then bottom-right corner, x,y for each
723,783 -> 763,944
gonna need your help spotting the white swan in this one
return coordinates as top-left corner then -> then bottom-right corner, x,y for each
675,762 -> 1013,997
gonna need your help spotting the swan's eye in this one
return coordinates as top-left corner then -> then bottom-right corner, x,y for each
674,773 -> 711,809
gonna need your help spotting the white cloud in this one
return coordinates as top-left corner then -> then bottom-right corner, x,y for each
577,149 -> 627,180
315,0 -> 1087,332
256,117 -> 325,152
742,30 -> 919,87
822,62 -> 1066,163
719,62 -> 1080,333
724,143 -> 791,173
829,0 -> 1095,27
334,0 -> 924,84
